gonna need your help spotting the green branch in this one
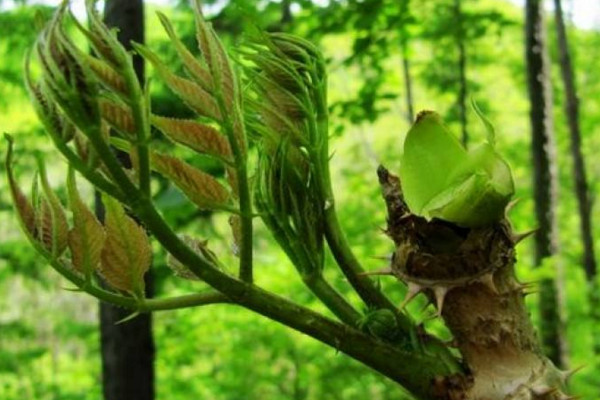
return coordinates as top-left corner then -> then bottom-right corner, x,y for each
308,60 -> 415,334
259,204 -> 361,325
127,196 -> 463,399
214,90 -> 254,283
12,225 -> 228,312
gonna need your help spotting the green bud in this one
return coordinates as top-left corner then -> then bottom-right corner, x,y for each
360,309 -> 399,341
398,109 -> 514,228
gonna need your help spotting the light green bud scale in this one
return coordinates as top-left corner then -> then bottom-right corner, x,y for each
399,106 -> 514,228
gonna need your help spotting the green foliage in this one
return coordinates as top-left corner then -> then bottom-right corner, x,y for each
399,109 -> 514,227
0,0 -> 599,398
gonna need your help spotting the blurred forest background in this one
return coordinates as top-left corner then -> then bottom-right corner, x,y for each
1,0 -> 599,399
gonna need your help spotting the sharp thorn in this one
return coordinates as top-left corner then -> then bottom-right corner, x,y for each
115,311 -> 140,325
505,198 -> 521,214
433,286 -> 448,317
558,394 -> 581,400
507,277 -> 522,291
530,385 -> 557,396
560,365 -> 585,382
479,272 -> 498,294
511,228 -> 538,244
359,268 -> 394,277
377,226 -> 389,235
62,286 -> 83,292
370,254 -> 393,262
399,282 -> 422,309
522,289 -> 539,297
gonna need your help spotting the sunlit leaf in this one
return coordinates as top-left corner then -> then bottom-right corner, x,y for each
37,157 -> 69,257
156,11 -> 213,93
99,98 -> 135,136
100,196 -> 151,296
399,111 -> 514,227
151,115 -> 231,161
67,168 -> 106,278
133,42 -> 220,120
4,135 -> 37,239
151,152 -> 230,210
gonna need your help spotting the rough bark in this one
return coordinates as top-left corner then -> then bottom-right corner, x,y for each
524,0 -> 568,369
98,1 -> 156,400
553,0 -> 600,357
378,166 -> 571,399
454,0 -> 468,147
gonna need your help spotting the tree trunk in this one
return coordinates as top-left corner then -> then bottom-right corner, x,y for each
401,38 -> 415,124
281,0 -> 293,25
454,0 -> 468,147
379,165 -> 569,399
98,2 -> 156,400
553,0 -> 600,358
524,0 -> 568,369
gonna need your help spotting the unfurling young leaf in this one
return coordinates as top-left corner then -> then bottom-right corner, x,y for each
190,0 -> 235,105
67,168 -> 106,279
155,11 -> 213,93
84,55 -> 128,95
151,115 -> 232,161
36,157 -> 69,257
99,98 -> 135,136
4,135 -> 37,239
151,152 -> 230,210
398,110 -> 514,228
100,196 -> 151,296
34,6 -> 102,135
132,43 -> 220,120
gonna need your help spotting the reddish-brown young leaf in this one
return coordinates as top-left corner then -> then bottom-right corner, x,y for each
5,136 -> 37,239
156,11 -> 213,93
67,169 -> 106,276
99,98 -> 135,136
152,115 -> 231,161
37,159 -> 69,257
99,196 -> 151,296
133,43 -> 220,120
151,152 -> 230,210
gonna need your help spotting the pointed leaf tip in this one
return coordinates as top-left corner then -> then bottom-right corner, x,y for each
399,110 -> 514,227
471,98 -> 495,146
36,156 -> 69,257
5,136 -> 37,239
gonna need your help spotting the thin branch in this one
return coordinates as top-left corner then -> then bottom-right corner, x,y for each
214,88 -> 254,283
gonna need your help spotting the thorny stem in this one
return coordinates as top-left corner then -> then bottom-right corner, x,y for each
16,12 -> 472,397
76,126 -> 459,396
127,195 -> 462,399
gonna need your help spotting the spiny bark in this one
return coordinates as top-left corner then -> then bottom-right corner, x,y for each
378,166 -> 572,400
98,2 -> 155,400
524,0 -> 568,369
553,0 -> 600,358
